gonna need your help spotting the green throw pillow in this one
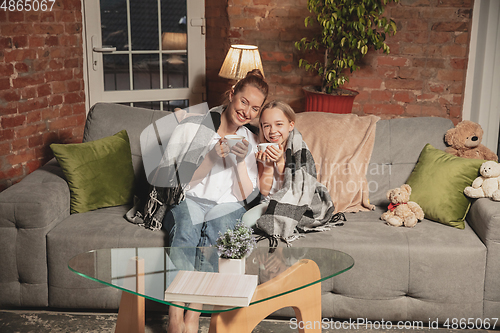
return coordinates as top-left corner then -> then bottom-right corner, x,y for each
406,144 -> 485,229
50,130 -> 135,214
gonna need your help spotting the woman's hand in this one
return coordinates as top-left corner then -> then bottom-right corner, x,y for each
231,139 -> 249,163
211,138 -> 230,159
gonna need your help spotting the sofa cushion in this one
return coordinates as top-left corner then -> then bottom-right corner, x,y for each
406,144 -> 484,229
50,130 -> 135,214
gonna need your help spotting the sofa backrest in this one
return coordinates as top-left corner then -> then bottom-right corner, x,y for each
368,117 -> 454,206
83,103 -> 454,208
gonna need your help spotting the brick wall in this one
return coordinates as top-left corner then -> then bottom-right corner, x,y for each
206,0 -> 473,123
0,0 -> 85,191
1,0 -> 474,191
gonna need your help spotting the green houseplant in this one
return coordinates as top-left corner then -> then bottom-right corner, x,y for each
295,0 -> 398,113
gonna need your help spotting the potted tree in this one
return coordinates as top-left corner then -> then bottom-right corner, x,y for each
295,0 -> 398,113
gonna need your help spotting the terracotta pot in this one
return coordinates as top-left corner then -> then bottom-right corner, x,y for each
303,86 -> 359,114
218,257 -> 246,274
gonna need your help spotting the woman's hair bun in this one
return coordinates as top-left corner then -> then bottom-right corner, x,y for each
246,69 -> 264,80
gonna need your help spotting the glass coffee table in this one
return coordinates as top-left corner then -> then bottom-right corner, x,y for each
69,247 -> 353,333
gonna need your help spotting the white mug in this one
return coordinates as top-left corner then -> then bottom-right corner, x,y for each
225,135 -> 245,148
257,143 -> 279,152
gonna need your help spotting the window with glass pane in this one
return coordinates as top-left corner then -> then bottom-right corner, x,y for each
100,0 -> 188,92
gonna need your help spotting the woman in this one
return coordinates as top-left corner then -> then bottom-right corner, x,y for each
163,69 -> 268,333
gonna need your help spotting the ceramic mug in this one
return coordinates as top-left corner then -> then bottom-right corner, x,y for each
225,135 -> 245,148
257,143 -> 279,152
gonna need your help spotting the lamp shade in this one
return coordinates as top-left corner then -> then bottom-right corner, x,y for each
218,45 -> 265,80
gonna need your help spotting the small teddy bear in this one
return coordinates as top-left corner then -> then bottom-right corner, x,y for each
444,120 -> 498,161
464,160 -> 500,201
381,184 -> 425,228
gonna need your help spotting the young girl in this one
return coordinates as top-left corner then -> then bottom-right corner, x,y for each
243,100 -> 342,243
242,100 -> 295,227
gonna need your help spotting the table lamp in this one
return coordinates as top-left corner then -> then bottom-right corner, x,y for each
218,45 -> 265,80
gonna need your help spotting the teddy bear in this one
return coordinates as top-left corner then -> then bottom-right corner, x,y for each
444,120 -> 498,161
464,160 -> 500,201
381,184 -> 425,228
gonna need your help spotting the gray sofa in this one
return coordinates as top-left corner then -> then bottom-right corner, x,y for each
1,103 -> 499,323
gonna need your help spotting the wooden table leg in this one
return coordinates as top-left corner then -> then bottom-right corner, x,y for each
115,257 -> 145,333
209,259 -> 322,333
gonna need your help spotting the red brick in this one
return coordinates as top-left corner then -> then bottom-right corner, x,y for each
0,90 -> 20,103
0,104 -> 18,116
437,70 -> 464,81
37,84 -> 52,97
418,93 -> 437,101
0,23 -> 33,36
347,78 -> 383,89
13,73 -> 45,88
4,49 -> 37,62
2,114 -> 25,128
430,32 -> 452,44
16,123 -> 46,138
28,36 -> 45,48
407,20 -> 428,31
17,98 -> 49,113
33,23 -> 65,35
20,87 -> 37,100
364,103 -> 405,115
65,23 -> 82,34
14,62 -> 29,73
0,37 -> 12,49
28,135 -> 44,148
25,159 -> 42,174
12,138 -> 29,151
45,36 -> 59,47
40,12 -> 56,22
436,0 -> 473,7
0,78 -> 11,90
455,32 -> 469,44
412,58 -> 446,68
406,105 -> 422,116
442,45 -> 467,57
8,11 -> 24,22
0,142 -> 10,156
26,111 -> 42,124
48,116 -> 79,130
371,90 -> 393,102
377,56 -> 410,67
394,92 -> 416,103
451,58 -> 467,70
422,105 -> 446,117
6,150 -> 37,165
386,79 -> 424,90
429,82 -> 447,93
401,45 -> 424,55
48,94 -> 64,106
12,36 -> 28,48
399,68 -> 421,79
0,129 -> 15,142
64,92 -> 85,104
45,69 -> 73,82
432,22 -> 468,32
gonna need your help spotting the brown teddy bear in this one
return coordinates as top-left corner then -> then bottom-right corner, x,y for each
381,184 -> 424,228
444,120 -> 498,161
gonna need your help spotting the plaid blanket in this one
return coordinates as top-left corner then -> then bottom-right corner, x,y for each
127,106 -> 224,230
255,128 -> 344,245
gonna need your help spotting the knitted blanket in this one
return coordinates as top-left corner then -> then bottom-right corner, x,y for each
255,128 -> 344,244
295,112 -> 380,213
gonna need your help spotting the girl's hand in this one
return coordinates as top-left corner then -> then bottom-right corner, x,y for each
264,144 -> 284,163
231,139 -> 249,163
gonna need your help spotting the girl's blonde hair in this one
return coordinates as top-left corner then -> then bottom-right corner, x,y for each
260,100 -> 296,123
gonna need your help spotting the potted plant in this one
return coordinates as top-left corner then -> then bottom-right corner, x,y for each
295,0 -> 398,113
215,221 -> 256,274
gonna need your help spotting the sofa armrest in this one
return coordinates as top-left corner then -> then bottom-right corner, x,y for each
0,159 -> 70,307
467,198 -> 500,318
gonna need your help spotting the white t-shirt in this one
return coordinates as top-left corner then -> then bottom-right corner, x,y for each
186,126 -> 258,204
